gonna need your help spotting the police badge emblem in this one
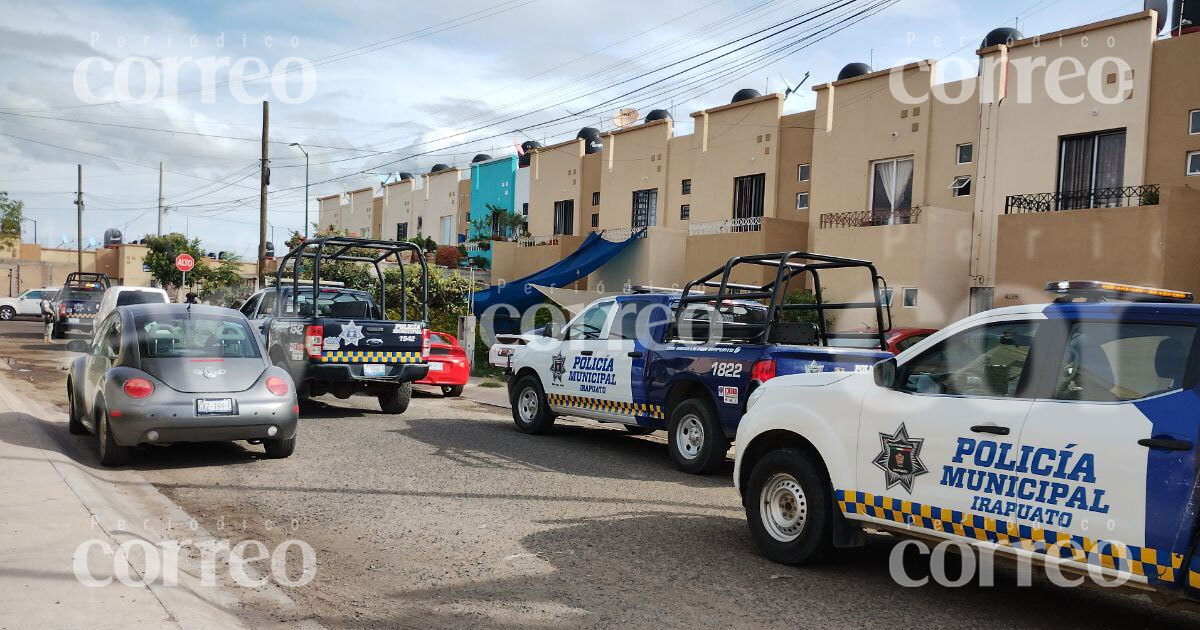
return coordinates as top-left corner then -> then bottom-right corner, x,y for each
871,423 -> 928,493
550,351 -> 567,385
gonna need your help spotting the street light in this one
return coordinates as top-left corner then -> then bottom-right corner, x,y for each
289,142 -> 309,239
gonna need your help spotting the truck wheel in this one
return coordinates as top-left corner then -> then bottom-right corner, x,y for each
96,407 -> 132,467
744,448 -> 833,565
441,385 -> 464,397
511,375 -> 555,434
263,435 -> 296,458
67,381 -> 87,435
0,306 -> 14,321
667,398 -> 729,474
378,382 -> 412,414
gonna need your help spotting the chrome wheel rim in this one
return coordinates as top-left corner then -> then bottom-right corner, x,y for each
517,388 -> 539,424
675,414 -> 704,460
0,308 -> 11,320
760,472 -> 807,542
98,412 -> 108,457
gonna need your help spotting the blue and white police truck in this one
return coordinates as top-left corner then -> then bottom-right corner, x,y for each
507,252 -> 894,473
734,280 -> 1200,600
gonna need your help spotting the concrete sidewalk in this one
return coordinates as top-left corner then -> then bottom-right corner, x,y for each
461,377 -> 510,409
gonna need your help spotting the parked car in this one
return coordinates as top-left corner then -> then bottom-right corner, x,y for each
488,329 -> 545,369
255,236 -> 431,413
507,251 -> 893,473
0,287 -> 59,321
828,326 -> 938,355
64,304 -> 298,466
416,331 -> 469,397
733,280 -> 1200,601
95,286 -> 169,324
51,272 -> 111,338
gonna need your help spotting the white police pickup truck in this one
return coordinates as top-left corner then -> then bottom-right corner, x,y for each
734,281 -> 1200,599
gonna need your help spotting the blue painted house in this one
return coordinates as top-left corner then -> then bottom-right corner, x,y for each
467,155 -> 518,266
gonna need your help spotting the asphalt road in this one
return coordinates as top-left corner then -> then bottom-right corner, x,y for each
2,318 -> 1199,629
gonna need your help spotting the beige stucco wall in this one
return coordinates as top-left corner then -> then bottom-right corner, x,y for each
994,185 -> 1200,307
776,110 -> 814,219
457,178 -> 471,239
345,188 -> 375,238
381,180 -> 416,241
1145,31 -> 1200,190
598,120 -> 673,230
681,217 -> 809,287
925,78 -> 979,212
663,131 -> 695,230
688,94 -> 784,224
528,138 -> 584,236
973,12 -> 1157,286
317,195 -> 341,232
491,235 -> 587,286
587,227 -> 688,291
580,152 -> 602,231
419,169 -> 464,245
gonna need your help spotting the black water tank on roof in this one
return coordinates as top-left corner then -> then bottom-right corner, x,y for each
1146,0 -> 1168,33
981,27 -> 1023,49
577,127 -> 603,154
471,153 -> 492,164
731,88 -> 761,103
645,109 -> 671,123
103,228 -> 122,246
430,163 -> 450,173
397,172 -> 414,182
519,140 -> 541,167
837,62 -> 872,81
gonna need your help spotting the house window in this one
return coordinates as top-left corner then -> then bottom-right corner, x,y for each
1057,129 -> 1126,209
416,216 -> 423,235
553,200 -> 575,235
521,203 -> 528,217
591,213 -> 599,228
439,216 -> 452,245
361,227 -> 371,239
592,191 -> 600,206
869,157 -> 914,224
1191,109 -> 1200,135
902,287 -> 919,308
796,192 -> 809,210
880,287 -> 895,307
681,179 -> 692,195
950,175 -> 972,197
956,143 -> 973,164
797,163 -> 810,181
1189,151 -> 1200,176
396,222 -> 408,240
731,173 -> 766,219
632,189 -> 658,227
680,204 -> 690,220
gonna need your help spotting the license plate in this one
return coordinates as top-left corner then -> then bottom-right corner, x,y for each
67,317 -> 81,324
196,398 -> 234,415
428,362 -> 443,371
362,364 -> 387,377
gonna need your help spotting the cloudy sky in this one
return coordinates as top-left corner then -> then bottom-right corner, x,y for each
0,0 -> 1154,257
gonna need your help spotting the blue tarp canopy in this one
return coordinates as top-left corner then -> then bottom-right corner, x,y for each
471,229 -> 643,328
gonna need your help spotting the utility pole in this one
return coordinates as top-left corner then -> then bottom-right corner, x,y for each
157,161 -> 164,236
75,164 -> 83,273
258,100 -> 269,286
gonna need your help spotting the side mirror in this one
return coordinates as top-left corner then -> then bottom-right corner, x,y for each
65,339 -> 90,353
873,357 -> 898,389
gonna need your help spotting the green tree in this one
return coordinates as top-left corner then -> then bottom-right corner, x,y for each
0,192 -> 24,249
194,255 -> 244,302
142,233 -> 205,289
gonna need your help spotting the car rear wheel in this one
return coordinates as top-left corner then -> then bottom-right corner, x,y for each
667,398 -> 729,474
378,382 -> 412,414
744,448 -> 833,565
511,375 -> 554,434
441,385 -> 464,397
263,435 -> 296,458
96,407 -> 132,467
67,382 -> 87,435
0,306 -> 14,321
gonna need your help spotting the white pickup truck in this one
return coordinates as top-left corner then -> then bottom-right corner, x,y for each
734,281 -> 1200,600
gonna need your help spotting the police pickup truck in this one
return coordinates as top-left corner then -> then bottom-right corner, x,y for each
507,252 -> 893,473
51,272 -> 111,338
258,237 -> 431,413
734,280 -> 1200,599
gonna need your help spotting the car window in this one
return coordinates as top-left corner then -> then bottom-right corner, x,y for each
430,333 -> 451,345
116,291 -> 166,307
895,333 -> 930,353
1053,322 -> 1195,402
63,287 -> 104,301
23,291 -> 41,300
608,300 -> 669,341
899,321 -> 1039,398
566,302 -> 614,341
134,313 -> 262,359
281,290 -> 379,318
90,315 -> 121,359
240,293 -> 262,317
258,291 -> 278,317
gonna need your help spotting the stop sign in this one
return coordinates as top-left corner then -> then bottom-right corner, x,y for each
175,253 -> 195,272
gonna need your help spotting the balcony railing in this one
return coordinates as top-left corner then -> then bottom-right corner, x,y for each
687,216 -> 763,236
1004,185 -> 1159,214
517,234 -> 561,247
818,207 -> 921,229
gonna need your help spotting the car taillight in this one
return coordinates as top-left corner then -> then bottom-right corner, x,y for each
422,328 -> 431,360
265,376 -> 289,396
304,325 -> 323,358
123,378 -> 154,399
59,302 -> 66,317
751,359 -> 776,383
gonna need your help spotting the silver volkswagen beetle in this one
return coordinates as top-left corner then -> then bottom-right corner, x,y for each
65,303 -> 298,465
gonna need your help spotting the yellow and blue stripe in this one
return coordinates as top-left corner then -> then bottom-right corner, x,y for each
321,350 -> 423,364
547,393 -> 664,420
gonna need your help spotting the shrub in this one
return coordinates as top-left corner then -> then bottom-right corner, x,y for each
435,245 -> 462,268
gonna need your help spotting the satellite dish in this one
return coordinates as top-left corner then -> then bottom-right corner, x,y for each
1145,0 -> 1168,34
613,108 -> 639,128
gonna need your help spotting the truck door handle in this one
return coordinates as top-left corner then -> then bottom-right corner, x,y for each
970,425 -> 1010,436
1138,437 -> 1193,451
580,350 -> 593,356
628,351 -> 643,358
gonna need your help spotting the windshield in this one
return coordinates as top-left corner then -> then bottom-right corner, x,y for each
63,287 -> 104,301
117,291 -> 166,307
134,313 -> 261,359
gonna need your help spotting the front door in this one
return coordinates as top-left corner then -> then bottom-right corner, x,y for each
544,300 -> 616,418
1019,319 -> 1199,585
852,318 -> 1041,534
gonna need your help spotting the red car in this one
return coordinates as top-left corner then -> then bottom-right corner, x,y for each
828,327 -> 938,355
416,332 -> 469,397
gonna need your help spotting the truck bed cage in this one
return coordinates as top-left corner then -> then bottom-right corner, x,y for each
62,271 -> 112,290
274,236 -> 430,322
674,251 -> 891,349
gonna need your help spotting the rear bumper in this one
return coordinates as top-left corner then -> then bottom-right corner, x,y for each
415,362 -> 469,386
307,362 -> 429,384
107,398 -> 298,446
